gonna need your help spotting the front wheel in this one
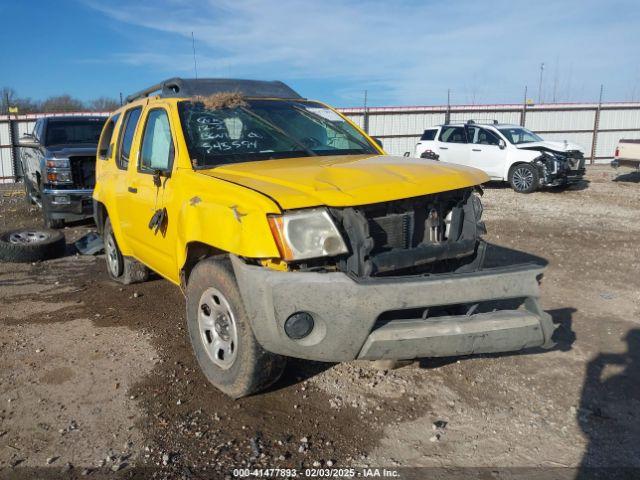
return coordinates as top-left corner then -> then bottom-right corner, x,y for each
103,217 -> 149,284
186,257 -> 286,398
509,163 -> 539,193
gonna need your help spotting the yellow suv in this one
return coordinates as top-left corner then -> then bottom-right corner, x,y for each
93,78 -> 555,398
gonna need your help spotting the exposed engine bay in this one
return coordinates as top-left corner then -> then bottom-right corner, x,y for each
289,188 -> 487,278
524,147 -> 586,186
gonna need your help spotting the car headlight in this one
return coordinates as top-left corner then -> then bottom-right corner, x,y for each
268,208 -> 348,261
46,158 -> 70,169
46,170 -> 73,183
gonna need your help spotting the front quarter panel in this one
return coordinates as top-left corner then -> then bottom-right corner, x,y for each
503,147 -> 541,179
174,170 -> 283,275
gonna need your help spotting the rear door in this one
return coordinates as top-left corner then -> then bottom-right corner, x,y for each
113,106 -> 143,234
435,126 -> 469,165
466,126 -> 507,178
415,128 -> 438,157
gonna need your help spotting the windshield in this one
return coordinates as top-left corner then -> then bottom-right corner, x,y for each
44,119 -> 106,146
498,127 -> 543,145
178,99 -> 377,167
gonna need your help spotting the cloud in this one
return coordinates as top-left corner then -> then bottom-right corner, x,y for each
83,0 -> 640,105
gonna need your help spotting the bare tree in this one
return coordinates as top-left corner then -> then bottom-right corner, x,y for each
87,97 -> 119,112
40,95 -> 86,113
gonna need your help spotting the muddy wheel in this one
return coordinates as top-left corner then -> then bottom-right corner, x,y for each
103,217 -> 149,285
0,228 -> 66,263
509,163 -> 539,194
43,212 -> 65,230
186,257 -> 286,398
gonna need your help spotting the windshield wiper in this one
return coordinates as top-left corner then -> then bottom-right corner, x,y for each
290,104 -> 373,152
238,107 -> 317,157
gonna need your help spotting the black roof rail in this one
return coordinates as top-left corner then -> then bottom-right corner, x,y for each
465,118 -> 499,125
125,77 -> 303,103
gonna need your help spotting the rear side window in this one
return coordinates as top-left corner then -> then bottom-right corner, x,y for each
420,129 -> 437,141
439,126 -> 467,143
139,109 -> 174,172
98,114 -> 120,160
117,107 -> 142,170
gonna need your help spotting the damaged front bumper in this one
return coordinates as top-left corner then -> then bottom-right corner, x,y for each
536,155 -> 586,187
231,255 -> 556,362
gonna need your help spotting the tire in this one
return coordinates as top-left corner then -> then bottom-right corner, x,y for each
186,257 -> 286,398
509,163 -> 539,193
0,228 -> 66,263
44,214 -> 65,230
103,217 -> 149,285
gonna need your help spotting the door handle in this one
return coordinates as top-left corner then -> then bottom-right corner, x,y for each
128,186 -> 138,194
439,146 -> 449,150
472,148 -> 482,152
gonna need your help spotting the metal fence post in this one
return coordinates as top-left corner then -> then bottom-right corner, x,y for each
8,117 -> 20,181
589,85 -> 604,165
520,86 -> 528,127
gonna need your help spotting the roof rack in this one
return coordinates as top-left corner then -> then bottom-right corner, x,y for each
465,119 -> 499,125
125,77 -> 303,103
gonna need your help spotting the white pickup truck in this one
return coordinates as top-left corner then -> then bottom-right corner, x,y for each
612,139 -> 640,170
415,121 -> 586,193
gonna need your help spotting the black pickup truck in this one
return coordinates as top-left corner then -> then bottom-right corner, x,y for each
19,115 -> 107,228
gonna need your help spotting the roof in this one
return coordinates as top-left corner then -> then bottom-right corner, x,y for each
126,77 -> 303,103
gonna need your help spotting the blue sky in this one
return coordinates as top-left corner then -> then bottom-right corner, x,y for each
1,0 -> 639,107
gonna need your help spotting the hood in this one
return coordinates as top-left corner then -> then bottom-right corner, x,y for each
198,154 -> 489,210
46,144 -> 98,157
516,140 -> 584,154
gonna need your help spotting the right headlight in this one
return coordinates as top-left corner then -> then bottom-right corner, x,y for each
268,208 -> 348,261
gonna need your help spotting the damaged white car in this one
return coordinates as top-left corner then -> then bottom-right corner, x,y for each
415,121 -> 586,193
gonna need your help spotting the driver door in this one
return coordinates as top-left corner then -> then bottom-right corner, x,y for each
121,106 -> 178,278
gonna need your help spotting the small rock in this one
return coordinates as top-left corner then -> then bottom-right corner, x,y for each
133,292 -> 142,298
62,463 -> 73,472
433,420 -> 448,429
176,399 -> 182,405
46,456 -> 59,464
326,460 -> 334,467
429,434 -> 440,442
312,461 -> 321,467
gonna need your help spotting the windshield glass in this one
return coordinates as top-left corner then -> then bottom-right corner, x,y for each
178,99 -> 377,167
45,119 -> 106,146
498,127 -> 543,145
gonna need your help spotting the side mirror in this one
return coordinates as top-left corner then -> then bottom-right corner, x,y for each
372,137 -> 384,149
498,139 -> 506,150
19,134 -> 39,148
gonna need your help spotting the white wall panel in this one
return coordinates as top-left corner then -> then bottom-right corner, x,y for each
599,109 -> 640,130
525,110 -> 595,131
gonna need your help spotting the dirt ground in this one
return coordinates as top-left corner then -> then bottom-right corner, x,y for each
0,166 -> 639,478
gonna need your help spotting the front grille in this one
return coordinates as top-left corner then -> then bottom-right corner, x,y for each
69,156 -> 96,188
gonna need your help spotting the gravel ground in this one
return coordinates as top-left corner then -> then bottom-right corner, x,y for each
0,166 -> 638,478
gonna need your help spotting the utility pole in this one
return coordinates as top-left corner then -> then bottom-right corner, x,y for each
191,32 -> 199,79
119,92 -> 123,106
538,62 -> 545,104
